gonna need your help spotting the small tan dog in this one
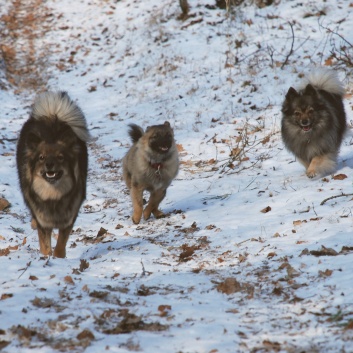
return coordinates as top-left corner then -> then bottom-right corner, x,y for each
122,121 -> 179,224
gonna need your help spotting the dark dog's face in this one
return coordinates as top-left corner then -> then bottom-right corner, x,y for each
282,84 -> 325,133
146,121 -> 174,154
29,141 -> 75,200
34,143 -> 68,184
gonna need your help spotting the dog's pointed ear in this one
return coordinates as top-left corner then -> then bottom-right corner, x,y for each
304,84 -> 317,97
285,87 -> 299,101
163,121 -> 171,127
26,132 -> 42,150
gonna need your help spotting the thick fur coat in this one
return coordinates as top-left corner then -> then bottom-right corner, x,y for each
123,121 -> 179,224
16,91 -> 90,257
281,69 -> 346,178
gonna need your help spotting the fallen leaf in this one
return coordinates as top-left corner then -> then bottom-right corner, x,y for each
332,174 -> 347,180
1,293 -> 13,300
267,252 -> 277,259
0,198 -> 10,211
319,269 -> 333,277
260,206 -> 271,213
310,245 -> 338,257
77,329 -> 95,341
216,278 -> 242,295
64,276 -> 75,285
79,259 -> 89,272
158,305 -> 172,317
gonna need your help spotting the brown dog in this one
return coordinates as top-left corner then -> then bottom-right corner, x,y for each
16,91 -> 90,258
122,121 -> 179,224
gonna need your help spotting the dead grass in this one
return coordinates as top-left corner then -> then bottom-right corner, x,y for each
0,0 -> 52,92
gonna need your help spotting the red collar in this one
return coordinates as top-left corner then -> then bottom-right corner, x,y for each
150,162 -> 163,170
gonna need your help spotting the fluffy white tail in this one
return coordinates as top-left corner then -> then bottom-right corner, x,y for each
31,91 -> 91,142
301,69 -> 345,96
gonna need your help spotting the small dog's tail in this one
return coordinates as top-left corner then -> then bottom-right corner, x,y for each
128,124 -> 144,143
31,91 -> 91,142
303,69 -> 345,97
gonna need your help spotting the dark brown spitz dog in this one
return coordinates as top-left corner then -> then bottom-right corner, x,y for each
122,121 -> 179,224
281,69 -> 347,178
16,91 -> 90,258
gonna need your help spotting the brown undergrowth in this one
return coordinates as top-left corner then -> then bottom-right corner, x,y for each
0,0 -> 53,92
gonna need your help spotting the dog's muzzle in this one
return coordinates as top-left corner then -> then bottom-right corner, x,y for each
42,170 -> 63,184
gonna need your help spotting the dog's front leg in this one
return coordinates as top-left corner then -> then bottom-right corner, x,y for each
144,188 -> 167,220
306,154 -> 336,178
53,225 -> 73,258
131,184 -> 144,224
37,225 -> 52,256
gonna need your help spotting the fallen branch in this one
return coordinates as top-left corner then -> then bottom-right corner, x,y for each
320,193 -> 353,206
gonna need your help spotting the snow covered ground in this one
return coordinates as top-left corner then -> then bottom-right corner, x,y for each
1,0 -> 353,352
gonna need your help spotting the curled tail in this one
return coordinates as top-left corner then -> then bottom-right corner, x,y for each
304,69 -> 345,97
127,124 -> 144,143
31,91 -> 90,142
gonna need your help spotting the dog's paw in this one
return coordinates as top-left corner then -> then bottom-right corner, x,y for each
306,169 -> 317,178
132,215 -> 141,224
153,210 -> 165,219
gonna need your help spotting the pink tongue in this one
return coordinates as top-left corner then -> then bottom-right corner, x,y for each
303,126 -> 310,131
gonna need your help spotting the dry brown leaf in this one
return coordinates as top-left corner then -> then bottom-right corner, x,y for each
0,248 -> 10,257
332,174 -> 347,180
325,57 -> 333,66
29,275 -> 38,281
1,293 -> 13,300
319,269 -> 333,277
267,252 -> 277,259
64,276 -> 75,285
261,135 -> 270,144
0,198 -> 10,211
310,246 -> 338,257
260,206 -> 271,213
158,305 -> 172,317
216,278 -> 242,295
77,329 -> 95,341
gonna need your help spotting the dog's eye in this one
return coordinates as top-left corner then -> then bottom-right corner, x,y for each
293,111 -> 301,117
308,108 -> 314,115
57,154 -> 64,162
39,155 -> 45,161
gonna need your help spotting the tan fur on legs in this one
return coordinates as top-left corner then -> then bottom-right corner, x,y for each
143,188 -> 166,220
37,226 -> 52,256
131,184 -> 144,224
53,226 -> 72,258
122,122 -> 179,224
306,154 -> 336,178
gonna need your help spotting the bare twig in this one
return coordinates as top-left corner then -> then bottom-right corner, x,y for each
320,23 -> 353,48
320,193 -> 353,206
140,259 -> 146,277
18,261 -> 32,279
281,22 -> 295,69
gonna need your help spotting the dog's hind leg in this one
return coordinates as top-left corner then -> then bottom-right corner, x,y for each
53,225 -> 73,258
131,184 -> 144,224
37,225 -> 52,256
144,188 -> 167,220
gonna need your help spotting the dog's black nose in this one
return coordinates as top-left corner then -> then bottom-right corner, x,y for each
301,119 -> 310,126
45,162 -> 54,170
